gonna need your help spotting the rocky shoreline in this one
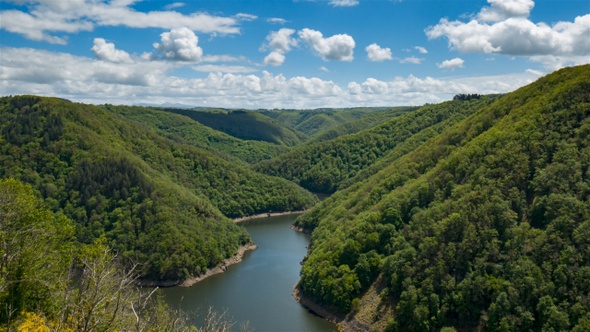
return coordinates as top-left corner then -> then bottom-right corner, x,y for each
138,242 -> 258,287
293,284 -> 370,332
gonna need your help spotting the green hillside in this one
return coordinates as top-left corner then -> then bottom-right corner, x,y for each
259,107 -> 395,139
105,105 -> 288,163
0,96 -> 316,282
296,65 -> 590,331
256,99 -> 495,194
308,106 -> 417,143
165,108 -> 304,146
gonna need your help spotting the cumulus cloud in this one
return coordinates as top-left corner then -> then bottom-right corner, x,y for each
91,38 -> 133,63
366,43 -> 393,61
265,28 -> 298,53
437,57 -> 464,70
153,27 -> 203,62
262,28 -> 298,66
415,46 -> 428,54
0,0 -> 242,44
298,28 -> 355,61
0,47 -> 544,109
264,51 -> 286,66
426,0 -> 590,67
478,0 -> 534,22
329,0 -> 359,7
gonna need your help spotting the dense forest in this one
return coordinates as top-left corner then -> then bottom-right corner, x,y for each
105,104 -> 289,163
0,178 -> 240,331
0,96 -> 316,284
164,108 -> 305,146
256,98 -> 497,194
1,64 -> 588,331
295,65 -> 590,331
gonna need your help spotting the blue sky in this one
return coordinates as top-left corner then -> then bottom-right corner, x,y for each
1,0 -> 588,108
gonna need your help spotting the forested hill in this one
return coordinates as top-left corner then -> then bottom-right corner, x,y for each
296,64 -> 590,331
0,96 -> 316,281
258,107 -> 410,139
256,98 -> 496,194
163,108 -> 305,146
104,104 -> 288,163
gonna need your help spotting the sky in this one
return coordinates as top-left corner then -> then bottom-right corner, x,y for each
0,0 -> 589,109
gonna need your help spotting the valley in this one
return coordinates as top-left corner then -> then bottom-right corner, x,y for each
1,65 -> 589,331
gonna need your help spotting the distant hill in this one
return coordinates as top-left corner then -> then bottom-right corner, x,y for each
164,108 -> 305,146
259,107 -> 396,139
256,99 -> 494,194
0,96 -> 316,281
106,105 -> 288,164
294,65 -> 590,331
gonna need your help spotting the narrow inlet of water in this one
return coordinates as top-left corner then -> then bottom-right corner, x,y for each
160,214 -> 338,332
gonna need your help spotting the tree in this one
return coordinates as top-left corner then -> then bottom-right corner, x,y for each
0,178 -> 74,327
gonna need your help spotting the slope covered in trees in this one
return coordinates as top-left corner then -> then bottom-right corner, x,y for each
106,105 -> 288,163
259,107 -> 396,139
307,106 -> 417,143
165,108 -> 304,146
0,178 -> 234,331
0,96 -> 316,282
295,65 -> 590,331
256,98 -> 496,194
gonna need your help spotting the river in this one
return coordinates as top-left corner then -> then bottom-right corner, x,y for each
160,214 -> 337,332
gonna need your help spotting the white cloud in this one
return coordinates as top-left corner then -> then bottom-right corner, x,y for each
193,64 -> 257,73
0,9 -> 91,44
235,13 -> 258,21
478,0 -> 534,22
267,17 -> 286,24
153,27 -> 203,62
164,2 -> 185,10
264,51 -> 286,66
329,0 -> 359,7
298,28 -> 355,61
91,38 -> 133,63
525,68 -> 544,76
415,46 -> 428,54
265,28 -> 298,53
289,76 -> 342,95
366,43 -> 393,61
400,56 -> 423,64
426,0 -> 590,67
202,55 -> 245,63
320,66 -> 330,73
262,28 -> 298,66
0,0 -> 242,44
0,46 -> 546,109
437,57 -> 464,70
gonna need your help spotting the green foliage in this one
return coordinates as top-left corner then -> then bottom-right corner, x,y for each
257,98 -> 495,194
259,106 -> 410,141
0,184 -> 227,331
105,105 -> 287,163
166,108 -> 304,146
0,96 -> 315,281
0,179 -> 74,325
296,64 -> 590,330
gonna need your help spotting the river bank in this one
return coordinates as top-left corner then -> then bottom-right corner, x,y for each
293,285 -> 370,332
138,242 -> 258,287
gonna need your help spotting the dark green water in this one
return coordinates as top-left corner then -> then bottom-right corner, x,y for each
160,214 -> 337,332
